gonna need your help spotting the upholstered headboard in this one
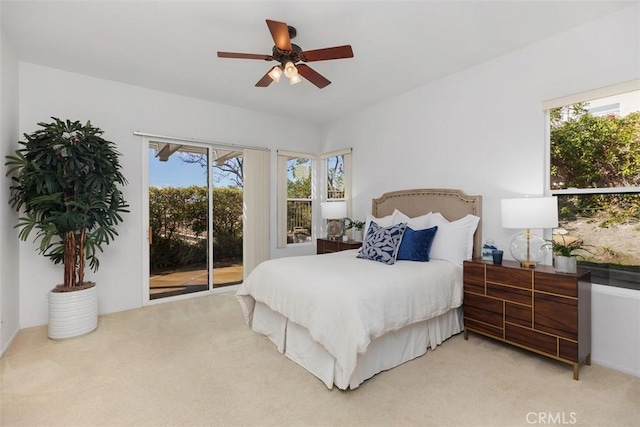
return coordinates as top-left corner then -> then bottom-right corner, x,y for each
372,188 -> 483,259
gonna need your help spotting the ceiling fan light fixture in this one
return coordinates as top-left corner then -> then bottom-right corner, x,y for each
283,61 -> 298,78
268,66 -> 283,82
289,74 -> 302,85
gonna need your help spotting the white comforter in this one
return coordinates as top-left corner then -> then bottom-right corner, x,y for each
236,250 -> 463,384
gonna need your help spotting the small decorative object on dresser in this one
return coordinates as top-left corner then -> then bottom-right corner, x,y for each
544,231 -> 593,274
317,238 -> 362,254
345,219 -> 365,241
463,258 -> 591,380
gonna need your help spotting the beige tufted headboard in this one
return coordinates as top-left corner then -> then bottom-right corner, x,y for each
372,188 -> 483,259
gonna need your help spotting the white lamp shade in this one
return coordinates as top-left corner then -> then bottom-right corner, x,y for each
501,197 -> 559,229
321,201 -> 347,219
284,61 -> 298,79
268,66 -> 282,82
289,74 -> 302,85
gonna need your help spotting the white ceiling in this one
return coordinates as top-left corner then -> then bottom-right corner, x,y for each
1,1 -> 635,125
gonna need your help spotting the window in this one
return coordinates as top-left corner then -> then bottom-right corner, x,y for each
326,154 -> 345,199
277,151 -> 315,247
276,148 -> 352,248
321,149 -> 352,238
321,148 -> 352,201
545,81 -> 640,289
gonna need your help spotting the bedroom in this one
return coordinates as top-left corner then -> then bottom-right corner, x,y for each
1,1 -> 638,425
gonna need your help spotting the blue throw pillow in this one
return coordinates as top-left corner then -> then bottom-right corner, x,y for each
397,226 -> 438,262
357,221 -> 407,265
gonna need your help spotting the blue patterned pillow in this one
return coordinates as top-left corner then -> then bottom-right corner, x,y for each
397,226 -> 438,262
357,221 -> 407,265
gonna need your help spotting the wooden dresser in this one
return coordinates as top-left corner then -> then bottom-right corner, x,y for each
316,238 -> 362,254
463,259 -> 592,380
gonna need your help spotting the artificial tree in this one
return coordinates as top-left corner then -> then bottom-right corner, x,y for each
6,118 -> 128,291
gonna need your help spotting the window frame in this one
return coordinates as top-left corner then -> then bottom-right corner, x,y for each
276,150 -> 316,248
543,79 -> 640,289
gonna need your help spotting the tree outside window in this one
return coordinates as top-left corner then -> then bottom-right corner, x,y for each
326,155 -> 345,200
549,90 -> 639,287
287,157 -> 313,244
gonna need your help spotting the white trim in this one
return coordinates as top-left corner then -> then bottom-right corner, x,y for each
320,147 -> 352,159
141,139 -> 150,306
593,283 -> 640,300
0,327 -> 20,358
551,187 -> 640,195
133,131 -> 269,152
541,78 -> 640,110
277,149 -> 316,159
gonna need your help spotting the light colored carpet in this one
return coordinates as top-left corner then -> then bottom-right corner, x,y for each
1,292 -> 638,427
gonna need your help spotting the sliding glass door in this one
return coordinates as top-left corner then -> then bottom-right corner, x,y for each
147,141 -> 245,301
148,143 -> 210,300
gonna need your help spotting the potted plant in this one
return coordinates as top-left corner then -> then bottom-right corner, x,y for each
6,118 -> 128,339
345,219 -> 365,241
544,232 -> 593,274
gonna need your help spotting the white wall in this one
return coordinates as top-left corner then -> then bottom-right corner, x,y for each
321,6 -> 640,376
18,63 -> 321,328
0,17 -> 21,353
592,285 -> 640,376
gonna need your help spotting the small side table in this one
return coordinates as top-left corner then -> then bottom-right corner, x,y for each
316,238 -> 362,254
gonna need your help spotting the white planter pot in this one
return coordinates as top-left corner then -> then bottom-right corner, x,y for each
554,255 -> 578,274
352,229 -> 363,242
48,284 -> 98,340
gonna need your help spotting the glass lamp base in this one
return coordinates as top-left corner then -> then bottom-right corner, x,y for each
510,232 -> 547,268
326,219 -> 343,240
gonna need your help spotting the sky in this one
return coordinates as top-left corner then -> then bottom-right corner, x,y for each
148,149 -> 235,188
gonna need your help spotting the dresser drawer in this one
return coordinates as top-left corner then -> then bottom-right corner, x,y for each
487,265 -> 532,289
463,262 -> 485,294
487,283 -> 532,306
534,293 -> 578,341
464,292 -> 503,328
559,339 -> 578,362
505,302 -> 532,328
535,272 -> 577,297
505,323 -> 557,357
465,318 -> 503,340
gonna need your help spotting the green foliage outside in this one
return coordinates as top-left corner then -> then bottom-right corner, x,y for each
150,186 -> 242,271
550,105 -> 640,225
550,104 -> 640,269
287,158 -> 312,238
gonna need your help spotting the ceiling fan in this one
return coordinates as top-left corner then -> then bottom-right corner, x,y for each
217,19 -> 354,89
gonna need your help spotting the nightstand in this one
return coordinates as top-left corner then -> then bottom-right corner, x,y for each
316,238 -> 362,254
463,259 -> 591,380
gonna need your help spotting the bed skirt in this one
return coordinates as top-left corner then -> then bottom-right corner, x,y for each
251,302 -> 463,390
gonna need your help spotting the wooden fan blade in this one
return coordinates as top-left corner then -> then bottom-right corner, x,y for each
218,52 -> 273,60
297,64 -> 331,89
266,19 -> 292,51
302,45 -> 354,62
255,67 -> 276,87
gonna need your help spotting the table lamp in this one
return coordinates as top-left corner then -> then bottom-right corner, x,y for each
321,201 -> 347,240
501,197 -> 558,268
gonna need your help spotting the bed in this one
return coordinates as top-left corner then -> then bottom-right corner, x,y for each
237,188 -> 482,389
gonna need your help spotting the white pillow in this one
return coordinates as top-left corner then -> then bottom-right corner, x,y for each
428,212 -> 448,225
428,214 -> 480,264
394,209 -> 432,230
363,213 -> 395,238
